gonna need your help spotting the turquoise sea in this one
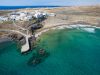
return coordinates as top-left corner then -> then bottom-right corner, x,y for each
0,28 -> 100,75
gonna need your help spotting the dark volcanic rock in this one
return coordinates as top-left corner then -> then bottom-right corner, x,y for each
29,35 -> 36,50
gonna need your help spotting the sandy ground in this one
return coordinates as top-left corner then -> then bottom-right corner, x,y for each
42,6 -> 100,28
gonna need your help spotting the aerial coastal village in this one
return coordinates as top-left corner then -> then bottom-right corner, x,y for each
0,0 -> 100,74
0,6 -> 100,53
0,9 -> 54,22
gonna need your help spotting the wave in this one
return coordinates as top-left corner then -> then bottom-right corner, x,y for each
81,28 -> 95,33
67,24 -> 96,33
56,24 -> 96,33
35,24 -> 100,38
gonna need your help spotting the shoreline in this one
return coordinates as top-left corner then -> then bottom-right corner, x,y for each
1,24 -> 100,44
35,24 -> 100,39
0,23 -> 100,53
0,37 -> 12,44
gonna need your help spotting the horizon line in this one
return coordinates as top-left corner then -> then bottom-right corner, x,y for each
0,4 -> 99,7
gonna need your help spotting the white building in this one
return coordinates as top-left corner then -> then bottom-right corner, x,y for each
0,16 -> 9,21
9,12 -> 20,20
0,10 -> 49,22
34,11 -> 47,18
9,12 -> 33,21
34,12 -> 42,18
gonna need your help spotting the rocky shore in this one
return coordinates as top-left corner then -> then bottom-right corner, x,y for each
0,37 -> 12,43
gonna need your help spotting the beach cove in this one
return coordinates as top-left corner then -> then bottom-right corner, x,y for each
0,26 -> 100,75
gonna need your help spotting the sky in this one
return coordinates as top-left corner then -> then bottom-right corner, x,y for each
0,0 -> 100,6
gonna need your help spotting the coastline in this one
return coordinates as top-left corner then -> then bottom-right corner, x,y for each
0,22 -> 100,75
35,24 -> 100,39
0,5 -> 100,75
0,23 -> 100,46
0,37 -> 12,44
0,5 -> 100,52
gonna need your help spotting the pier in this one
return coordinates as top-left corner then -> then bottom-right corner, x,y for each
0,20 -> 31,53
21,35 -> 30,53
0,29 -> 31,53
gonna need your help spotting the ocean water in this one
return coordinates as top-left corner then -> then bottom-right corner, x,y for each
0,28 -> 100,75
0,6 -> 60,10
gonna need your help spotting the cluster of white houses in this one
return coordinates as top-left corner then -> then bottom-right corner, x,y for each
9,12 -> 33,21
0,16 -> 9,22
0,10 -> 55,23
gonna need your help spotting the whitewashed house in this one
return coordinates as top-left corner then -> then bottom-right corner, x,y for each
34,12 -> 42,18
42,12 -> 47,16
9,12 -> 20,20
0,16 -> 9,22
20,12 -> 27,17
34,11 -> 47,18
9,12 -> 33,21
10,15 -> 16,20
26,16 -> 33,20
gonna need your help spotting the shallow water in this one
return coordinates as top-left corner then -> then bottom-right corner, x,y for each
0,28 -> 100,75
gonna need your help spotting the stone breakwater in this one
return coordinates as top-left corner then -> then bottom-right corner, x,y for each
35,24 -> 100,39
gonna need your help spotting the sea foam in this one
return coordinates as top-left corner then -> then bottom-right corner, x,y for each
35,24 -> 99,38
81,28 -> 95,33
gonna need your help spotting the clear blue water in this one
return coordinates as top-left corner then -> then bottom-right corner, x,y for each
0,6 -> 60,10
0,28 -> 100,75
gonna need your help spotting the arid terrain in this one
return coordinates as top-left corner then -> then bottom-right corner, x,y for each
43,5 -> 100,28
